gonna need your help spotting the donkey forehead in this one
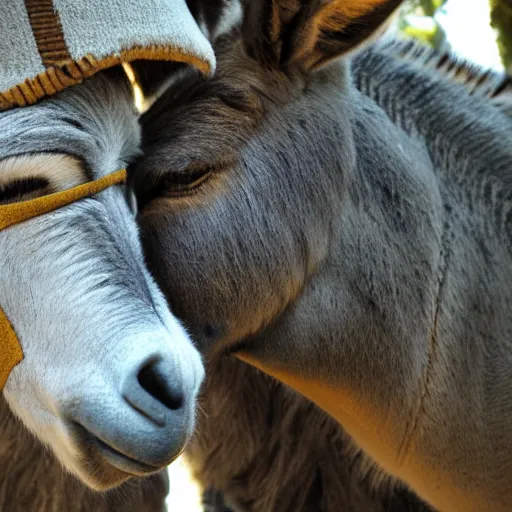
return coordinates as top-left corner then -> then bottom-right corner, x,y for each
0,72 -> 139,182
140,35 -> 348,175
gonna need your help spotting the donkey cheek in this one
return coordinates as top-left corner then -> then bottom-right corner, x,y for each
0,306 -> 24,391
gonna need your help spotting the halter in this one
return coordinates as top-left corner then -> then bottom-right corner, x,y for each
0,169 -> 127,390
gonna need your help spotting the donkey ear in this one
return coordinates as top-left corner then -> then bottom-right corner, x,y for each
243,0 -> 404,72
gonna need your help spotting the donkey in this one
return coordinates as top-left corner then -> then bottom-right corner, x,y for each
187,37 -> 512,512
182,30 -> 512,512
133,0 -> 512,510
0,67 -> 204,510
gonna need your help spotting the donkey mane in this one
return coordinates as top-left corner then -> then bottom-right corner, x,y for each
379,37 -> 512,114
352,40 -> 512,241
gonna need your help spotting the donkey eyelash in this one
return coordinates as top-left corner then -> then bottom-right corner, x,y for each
0,177 -> 49,204
160,166 -> 215,198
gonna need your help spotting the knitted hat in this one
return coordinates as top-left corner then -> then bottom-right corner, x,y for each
0,0 -> 216,110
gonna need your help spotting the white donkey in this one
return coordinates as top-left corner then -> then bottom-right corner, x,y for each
0,68 -> 204,492
0,0 -> 214,508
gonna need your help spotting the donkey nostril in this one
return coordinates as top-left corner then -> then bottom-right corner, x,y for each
123,356 -> 188,426
137,360 -> 184,411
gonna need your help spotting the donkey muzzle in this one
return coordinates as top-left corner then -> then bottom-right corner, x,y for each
66,348 -> 198,479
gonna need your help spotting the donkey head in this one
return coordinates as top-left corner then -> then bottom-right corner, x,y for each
0,70 -> 204,489
133,3 -> 512,508
133,0 -> 403,354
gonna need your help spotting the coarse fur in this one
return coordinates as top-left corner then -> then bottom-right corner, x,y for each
191,358 -> 431,512
0,395 -> 169,512
134,0 -> 512,509
380,37 -> 512,114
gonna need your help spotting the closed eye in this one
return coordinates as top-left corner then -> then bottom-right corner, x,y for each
160,165 -> 214,198
0,177 -> 49,204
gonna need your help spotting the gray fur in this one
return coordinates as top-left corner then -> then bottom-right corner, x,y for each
380,37 -> 512,114
0,68 -> 140,169
134,2 -> 512,509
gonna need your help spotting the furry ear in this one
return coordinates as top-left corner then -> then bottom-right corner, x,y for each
242,0 -> 404,72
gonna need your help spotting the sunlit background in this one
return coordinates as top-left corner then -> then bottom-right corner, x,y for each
399,0 -> 506,71
166,1 -> 510,509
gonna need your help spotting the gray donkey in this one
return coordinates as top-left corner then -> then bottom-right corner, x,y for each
0,67 -> 205,511
133,0 -> 512,510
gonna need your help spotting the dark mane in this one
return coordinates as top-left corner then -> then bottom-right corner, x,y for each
377,37 -> 512,115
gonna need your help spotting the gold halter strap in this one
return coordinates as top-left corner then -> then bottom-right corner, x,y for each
0,169 -> 127,231
0,169 -> 127,390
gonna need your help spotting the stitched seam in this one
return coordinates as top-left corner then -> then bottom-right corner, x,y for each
0,47 -> 212,111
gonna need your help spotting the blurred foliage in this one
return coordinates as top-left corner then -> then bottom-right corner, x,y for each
489,0 -> 512,73
398,0 -> 449,50
399,0 -> 512,73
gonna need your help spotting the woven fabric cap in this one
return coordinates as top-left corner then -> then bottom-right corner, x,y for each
0,0 -> 216,111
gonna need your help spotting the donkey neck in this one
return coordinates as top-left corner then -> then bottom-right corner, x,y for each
352,44 -> 512,244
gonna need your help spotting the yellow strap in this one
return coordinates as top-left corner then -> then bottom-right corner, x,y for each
0,169 -> 127,232
0,169 -> 127,391
0,306 -> 23,391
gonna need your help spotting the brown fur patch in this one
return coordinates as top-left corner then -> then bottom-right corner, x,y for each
235,352 -> 404,474
0,395 -> 169,512
322,0 -> 397,25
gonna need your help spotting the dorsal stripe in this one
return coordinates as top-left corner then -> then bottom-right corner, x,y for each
24,0 -> 72,67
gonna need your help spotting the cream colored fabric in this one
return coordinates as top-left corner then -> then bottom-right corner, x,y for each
0,0 -> 215,110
